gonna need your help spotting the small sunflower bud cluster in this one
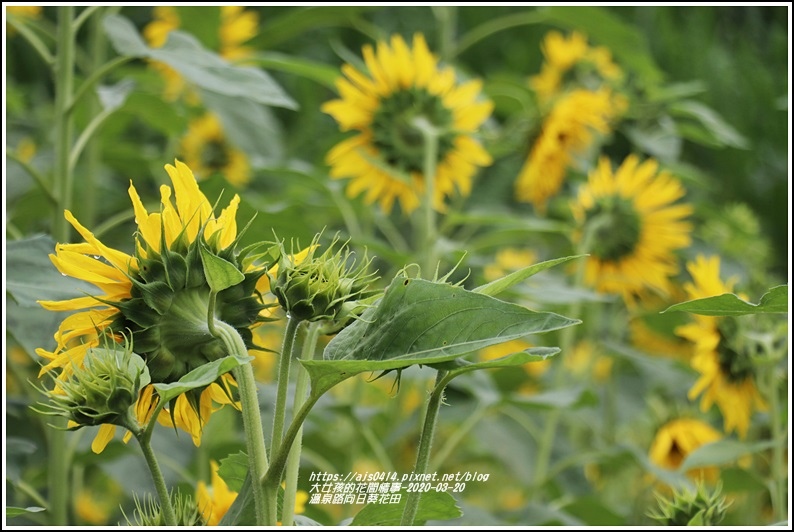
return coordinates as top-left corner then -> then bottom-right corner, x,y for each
38,340 -> 149,430
124,492 -> 204,526
648,481 -> 730,526
271,235 -> 378,325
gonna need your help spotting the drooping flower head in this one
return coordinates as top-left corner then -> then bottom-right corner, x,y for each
322,33 -> 493,214
37,160 -> 273,452
674,255 -> 767,438
571,154 -> 693,303
181,113 -> 251,186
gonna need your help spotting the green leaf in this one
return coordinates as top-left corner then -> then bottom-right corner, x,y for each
646,80 -> 708,103
252,51 -> 340,89
669,100 -> 750,149
101,13 -> 148,55
623,116 -> 682,163
541,6 -> 664,87
218,472 -> 254,526
473,255 -> 586,296
662,285 -> 788,316
6,234 -> 97,307
153,355 -> 251,404
304,277 -> 579,392
97,79 -> 135,111
120,92 -> 187,135
200,89 -> 284,165
6,507 -> 46,518
103,15 -> 297,109
680,439 -> 780,471
199,241 -> 245,293
350,490 -> 462,526
217,451 -> 249,492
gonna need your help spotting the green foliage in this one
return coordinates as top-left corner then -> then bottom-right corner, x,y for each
663,285 -> 788,316
350,491 -> 462,526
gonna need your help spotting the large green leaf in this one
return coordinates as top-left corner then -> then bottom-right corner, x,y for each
680,439 -> 781,471
662,285 -> 788,316
218,451 -> 249,493
153,355 -> 251,404
350,490 -> 462,526
6,235 -> 97,307
473,255 -> 586,296
304,277 -> 579,392
102,15 -> 296,110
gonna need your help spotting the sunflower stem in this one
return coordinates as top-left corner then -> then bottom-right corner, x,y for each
269,316 -> 301,467
263,387 -> 327,525
79,8 -> 107,229
45,10 -> 77,524
414,117 -> 441,277
282,322 -> 321,526
213,319 -> 269,526
53,5 -> 76,243
400,369 -> 448,526
134,433 -> 177,526
762,363 -> 786,522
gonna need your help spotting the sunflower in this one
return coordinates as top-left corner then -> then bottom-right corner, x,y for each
514,87 -> 626,212
322,33 -> 493,214
649,418 -> 722,482
37,160 -> 271,453
570,154 -> 693,303
530,30 -> 624,106
143,6 -> 259,101
180,113 -> 251,186
675,255 -> 767,438
483,247 -> 537,282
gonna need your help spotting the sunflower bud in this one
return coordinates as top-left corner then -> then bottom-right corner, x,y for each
648,481 -> 730,526
38,340 -> 149,430
124,492 -> 204,526
271,235 -> 378,323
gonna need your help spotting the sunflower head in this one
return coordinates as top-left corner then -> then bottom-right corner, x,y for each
271,235 -> 378,324
322,33 -> 493,214
571,155 -> 692,302
181,114 -> 251,187
37,339 -> 149,430
648,481 -> 729,526
675,255 -> 768,438
37,160 -> 275,451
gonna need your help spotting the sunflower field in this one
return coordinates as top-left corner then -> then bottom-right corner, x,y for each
4,5 -> 790,528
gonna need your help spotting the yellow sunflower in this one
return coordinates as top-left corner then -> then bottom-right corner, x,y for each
322,33 -> 493,214
36,160 -> 270,453
649,418 -> 722,482
181,113 -> 251,186
675,255 -> 767,438
143,6 -> 259,101
530,30 -> 624,106
570,154 -> 693,303
514,87 -> 626,212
